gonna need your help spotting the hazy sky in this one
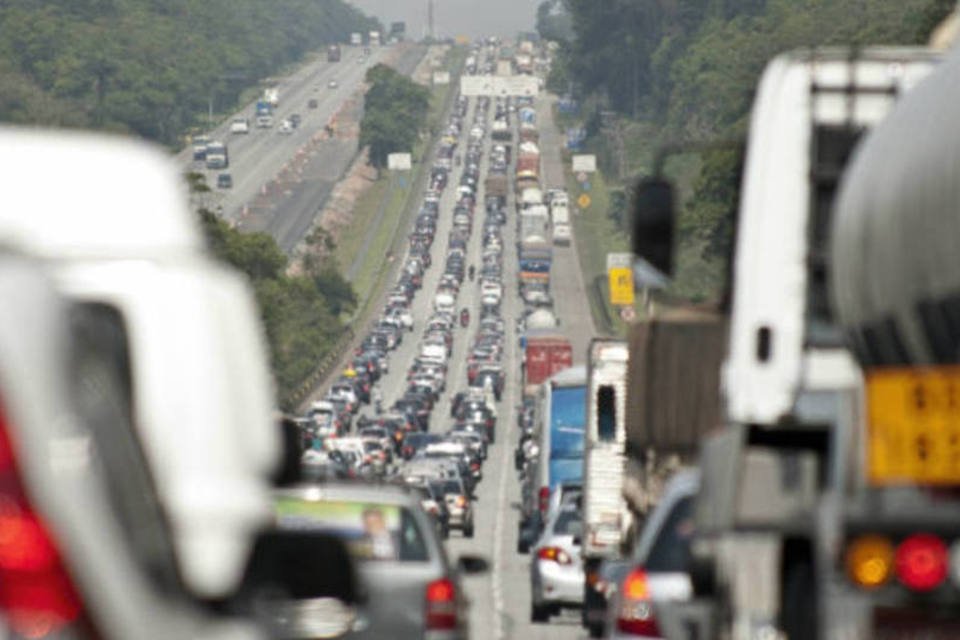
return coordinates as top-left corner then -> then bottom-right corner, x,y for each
348,0 -> 541,39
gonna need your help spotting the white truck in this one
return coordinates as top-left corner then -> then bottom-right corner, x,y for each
369,30 -> 381,47
550,202 -> 571,245
581,339 -> 630,629
350,32 -> 362,46
632,47 -> 940,640
263,86 -> 279,108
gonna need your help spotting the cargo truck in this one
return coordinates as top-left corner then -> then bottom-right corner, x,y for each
518,239 -> 552,286
255,100 -> 273,128
630,48 -> 939,640
263,87 -> 279,108
820,45 -> 960,640
521,366 -> 587,546
581,339 -> 631,634
551,202 -> 571,245
204,141 -> 229,169
350,32 -> 362,46
327,44 -> 341,62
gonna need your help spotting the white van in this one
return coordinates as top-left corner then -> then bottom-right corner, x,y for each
0,128 -> 280,601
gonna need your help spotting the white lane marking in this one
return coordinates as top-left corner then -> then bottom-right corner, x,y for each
491,130 -> 521,640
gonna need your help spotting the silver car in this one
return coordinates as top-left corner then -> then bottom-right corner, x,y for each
604,470 -> 698,639
273,483 -> 486,639
530,499 -> 586,622
0,252 -> 258,640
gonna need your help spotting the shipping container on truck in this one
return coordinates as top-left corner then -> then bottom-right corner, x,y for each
523,331 -> 573,394
533,366 -> 587,519
621,307 -> 726,517
518,239 -> 552,286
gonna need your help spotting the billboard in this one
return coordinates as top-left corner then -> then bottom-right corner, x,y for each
572,154 -> 597,173
387,153 -> 412,170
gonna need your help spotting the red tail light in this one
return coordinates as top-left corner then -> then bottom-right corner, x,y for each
616,569 -> 661,636
896,534 -> 947,592
538,487 -> 550,515
425,578 -> 457,630
536,546 -> 571,565
0,404 -> 86,637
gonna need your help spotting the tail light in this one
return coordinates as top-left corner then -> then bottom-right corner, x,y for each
538,487 -> 550,515
0,403 -> 89,637
536,546 -> 571,565
896,534 -> 947,592
616,569 -> 661,636
425,578 -> 457,630
470,462 -> 481,471
845,535 -> 894,589
846,533 -> 951,592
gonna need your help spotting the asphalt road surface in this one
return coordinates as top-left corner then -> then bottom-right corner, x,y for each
181,43 -> 425,252
353,95 -> 591,640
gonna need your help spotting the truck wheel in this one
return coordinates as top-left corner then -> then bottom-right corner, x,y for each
464,523 -> 475,538
530,602 -> 550,623
588,623 -> 604,638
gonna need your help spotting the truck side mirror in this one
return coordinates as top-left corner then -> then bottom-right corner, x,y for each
632,178 -> 675,277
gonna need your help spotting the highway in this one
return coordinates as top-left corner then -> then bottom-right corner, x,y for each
182,43 -> 425,252
353,93 -> 592,639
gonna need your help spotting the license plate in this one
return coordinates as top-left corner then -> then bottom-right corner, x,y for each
867,366 -> 960,485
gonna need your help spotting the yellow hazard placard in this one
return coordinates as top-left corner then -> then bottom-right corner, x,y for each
867,366 -> 960,485
578,193 -> 592,209
608,267 -> 635,307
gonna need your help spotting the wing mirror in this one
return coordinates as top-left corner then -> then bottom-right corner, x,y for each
457,554 -> 490,575
631,177 -> 676,278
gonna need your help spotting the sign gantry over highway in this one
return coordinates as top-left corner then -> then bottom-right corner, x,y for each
460,75 -> 540,97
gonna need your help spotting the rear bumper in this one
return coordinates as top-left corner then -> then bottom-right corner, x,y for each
533,562 -> 585,606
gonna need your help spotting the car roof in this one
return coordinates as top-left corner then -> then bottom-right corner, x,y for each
275,483 -> 419,508
0,127 -> 203,259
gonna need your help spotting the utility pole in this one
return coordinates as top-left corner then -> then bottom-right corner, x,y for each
427,0 -> 436,41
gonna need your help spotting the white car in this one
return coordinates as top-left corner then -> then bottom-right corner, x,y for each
229,117 -> 249,134
328,79 -> 339,89
530,499 -> 585,622
278,119 -> 293,134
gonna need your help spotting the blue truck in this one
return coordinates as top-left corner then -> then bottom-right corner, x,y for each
520,365 -> 587,548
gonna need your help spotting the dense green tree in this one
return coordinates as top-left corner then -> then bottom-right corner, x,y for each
359,64 -> 430,168
0,0 -> 381,145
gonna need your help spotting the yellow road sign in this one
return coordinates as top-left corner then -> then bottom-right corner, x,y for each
578,193 -> 592,209
867,366 -> 960,485
608,267 -> 635,306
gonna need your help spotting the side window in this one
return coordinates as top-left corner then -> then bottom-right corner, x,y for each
597,385 -> 617,442
69,303 -> 182,593
644,496 -> 694,572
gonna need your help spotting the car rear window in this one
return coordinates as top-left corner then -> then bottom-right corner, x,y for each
644,496 -> 694,572
553,509 -> 583,537
275,498 -> 429,563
